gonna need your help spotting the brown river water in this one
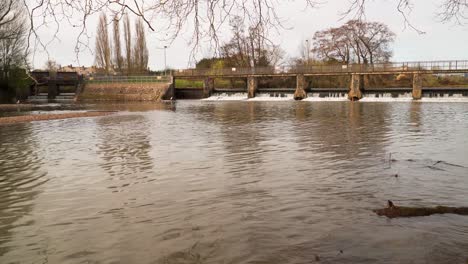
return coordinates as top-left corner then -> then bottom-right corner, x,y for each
1,101 -> 468,264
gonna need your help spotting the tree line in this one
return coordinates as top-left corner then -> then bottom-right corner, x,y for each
95,13 -> 149,75
15,0 -> 468,58
311,20 -> 395,65
196,19 -> 395,70
0,0 -> 29,102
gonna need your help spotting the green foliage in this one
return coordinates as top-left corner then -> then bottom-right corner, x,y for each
196,58 -> 226,69
0,68 -> 31,101
423,74 -> 468,87
175,79 -> 204,88
175,78 -> 245,89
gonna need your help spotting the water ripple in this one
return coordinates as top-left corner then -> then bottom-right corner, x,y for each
0,101 -> 468,263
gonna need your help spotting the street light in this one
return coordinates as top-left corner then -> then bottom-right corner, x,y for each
164,46 -> 167,75
305,39 -> 310,66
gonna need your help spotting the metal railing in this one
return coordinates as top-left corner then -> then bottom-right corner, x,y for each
173,60 -> 468,77
85,75 -> 172,83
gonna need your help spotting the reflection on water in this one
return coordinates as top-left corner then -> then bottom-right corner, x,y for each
0,123 -> 47,259
96,115 -> 153,179
0,101 -> 468,263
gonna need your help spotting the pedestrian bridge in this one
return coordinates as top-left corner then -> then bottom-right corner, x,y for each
172,60 -> 468,100
174,60 -> 468,77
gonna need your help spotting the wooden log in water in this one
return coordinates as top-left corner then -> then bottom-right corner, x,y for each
374,201 -> 468,218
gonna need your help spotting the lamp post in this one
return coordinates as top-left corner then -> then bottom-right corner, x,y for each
164,46 -> 167,75
305,39 -> 310,66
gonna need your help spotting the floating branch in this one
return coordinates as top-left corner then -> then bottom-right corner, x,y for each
374,200 -> 468,218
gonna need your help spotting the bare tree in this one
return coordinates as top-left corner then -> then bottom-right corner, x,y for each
312,27 -> 352,64
113,14 -> 124,74
355,21 -> 395,64
44,59 -> 59,71
123,14 -> 132,74
95,13 -> 112,74
0,1 -> 28,78
312,20 -> 395,65
12,0 -> 468,60
220,16 -> 284,68
343,0 -> 467,32
0,0 -> 17,32
132,19 -> 149,74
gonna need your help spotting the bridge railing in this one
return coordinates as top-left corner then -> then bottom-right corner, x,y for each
85,75 -> 172,83
173,60 -> 468,77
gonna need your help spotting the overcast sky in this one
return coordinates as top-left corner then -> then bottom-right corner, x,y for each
31,0 -> 468,70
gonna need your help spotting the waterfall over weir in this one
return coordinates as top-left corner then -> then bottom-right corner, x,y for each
203,92 -> 295,101
202,92 -> 249,101
200,88 -> 468,102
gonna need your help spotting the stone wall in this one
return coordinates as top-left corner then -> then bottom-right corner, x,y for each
79,82 -> 173,101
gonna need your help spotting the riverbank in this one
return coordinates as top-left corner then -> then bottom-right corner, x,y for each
0,111 -> 113,125
0,104 -> 37,110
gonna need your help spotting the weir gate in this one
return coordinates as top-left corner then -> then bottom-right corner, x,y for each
172,60 -> 468,100
28,71 -> 82,101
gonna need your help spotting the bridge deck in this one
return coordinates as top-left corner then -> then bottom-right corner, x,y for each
174,60 -> 468,78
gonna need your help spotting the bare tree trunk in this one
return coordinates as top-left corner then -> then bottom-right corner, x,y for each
95,13 -> 112,74
113,14 -> 123,74
123,14 -> 132,75
133,19 -> 149,74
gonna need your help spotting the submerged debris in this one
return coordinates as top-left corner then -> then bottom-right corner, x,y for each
374,200 -> 468,218
0,112 -> 113,125
314,254 -> 320,262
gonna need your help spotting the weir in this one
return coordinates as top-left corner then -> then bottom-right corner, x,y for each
27,71 -> 81,102
173,60 -> 468,101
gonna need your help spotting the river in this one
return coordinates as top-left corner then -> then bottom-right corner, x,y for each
1,101 -> 468,263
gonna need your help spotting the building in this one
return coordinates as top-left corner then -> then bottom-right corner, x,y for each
59,65 -> 98,76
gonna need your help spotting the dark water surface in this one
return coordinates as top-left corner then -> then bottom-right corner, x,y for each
1,101 -> 468,264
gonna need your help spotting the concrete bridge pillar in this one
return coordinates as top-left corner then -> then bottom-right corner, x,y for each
48,82 -> 58,99
203,78 -> 214,98
348,74 -> 363,101
163,76 -> 176,100
294,74 -> 307,100
412,73 -> 422,100
247,76 -> 257,98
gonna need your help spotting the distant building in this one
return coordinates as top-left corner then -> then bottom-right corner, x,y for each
59,65 -> 98,76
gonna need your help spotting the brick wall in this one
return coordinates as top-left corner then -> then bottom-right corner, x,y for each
79,82 -> 173,101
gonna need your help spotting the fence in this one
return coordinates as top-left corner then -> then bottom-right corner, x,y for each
85,75 -> 172,84
173,60 -> 468,77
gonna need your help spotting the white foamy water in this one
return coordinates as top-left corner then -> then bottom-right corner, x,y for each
421,98 -> 468,102
420,93 -> 468,102
304,92 -> 348,101
248,93 -> 294,101
202,93 -> 248,101
359,92 -> 413,102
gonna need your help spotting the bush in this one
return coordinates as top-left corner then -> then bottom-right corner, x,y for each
0,68 -> 31,102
